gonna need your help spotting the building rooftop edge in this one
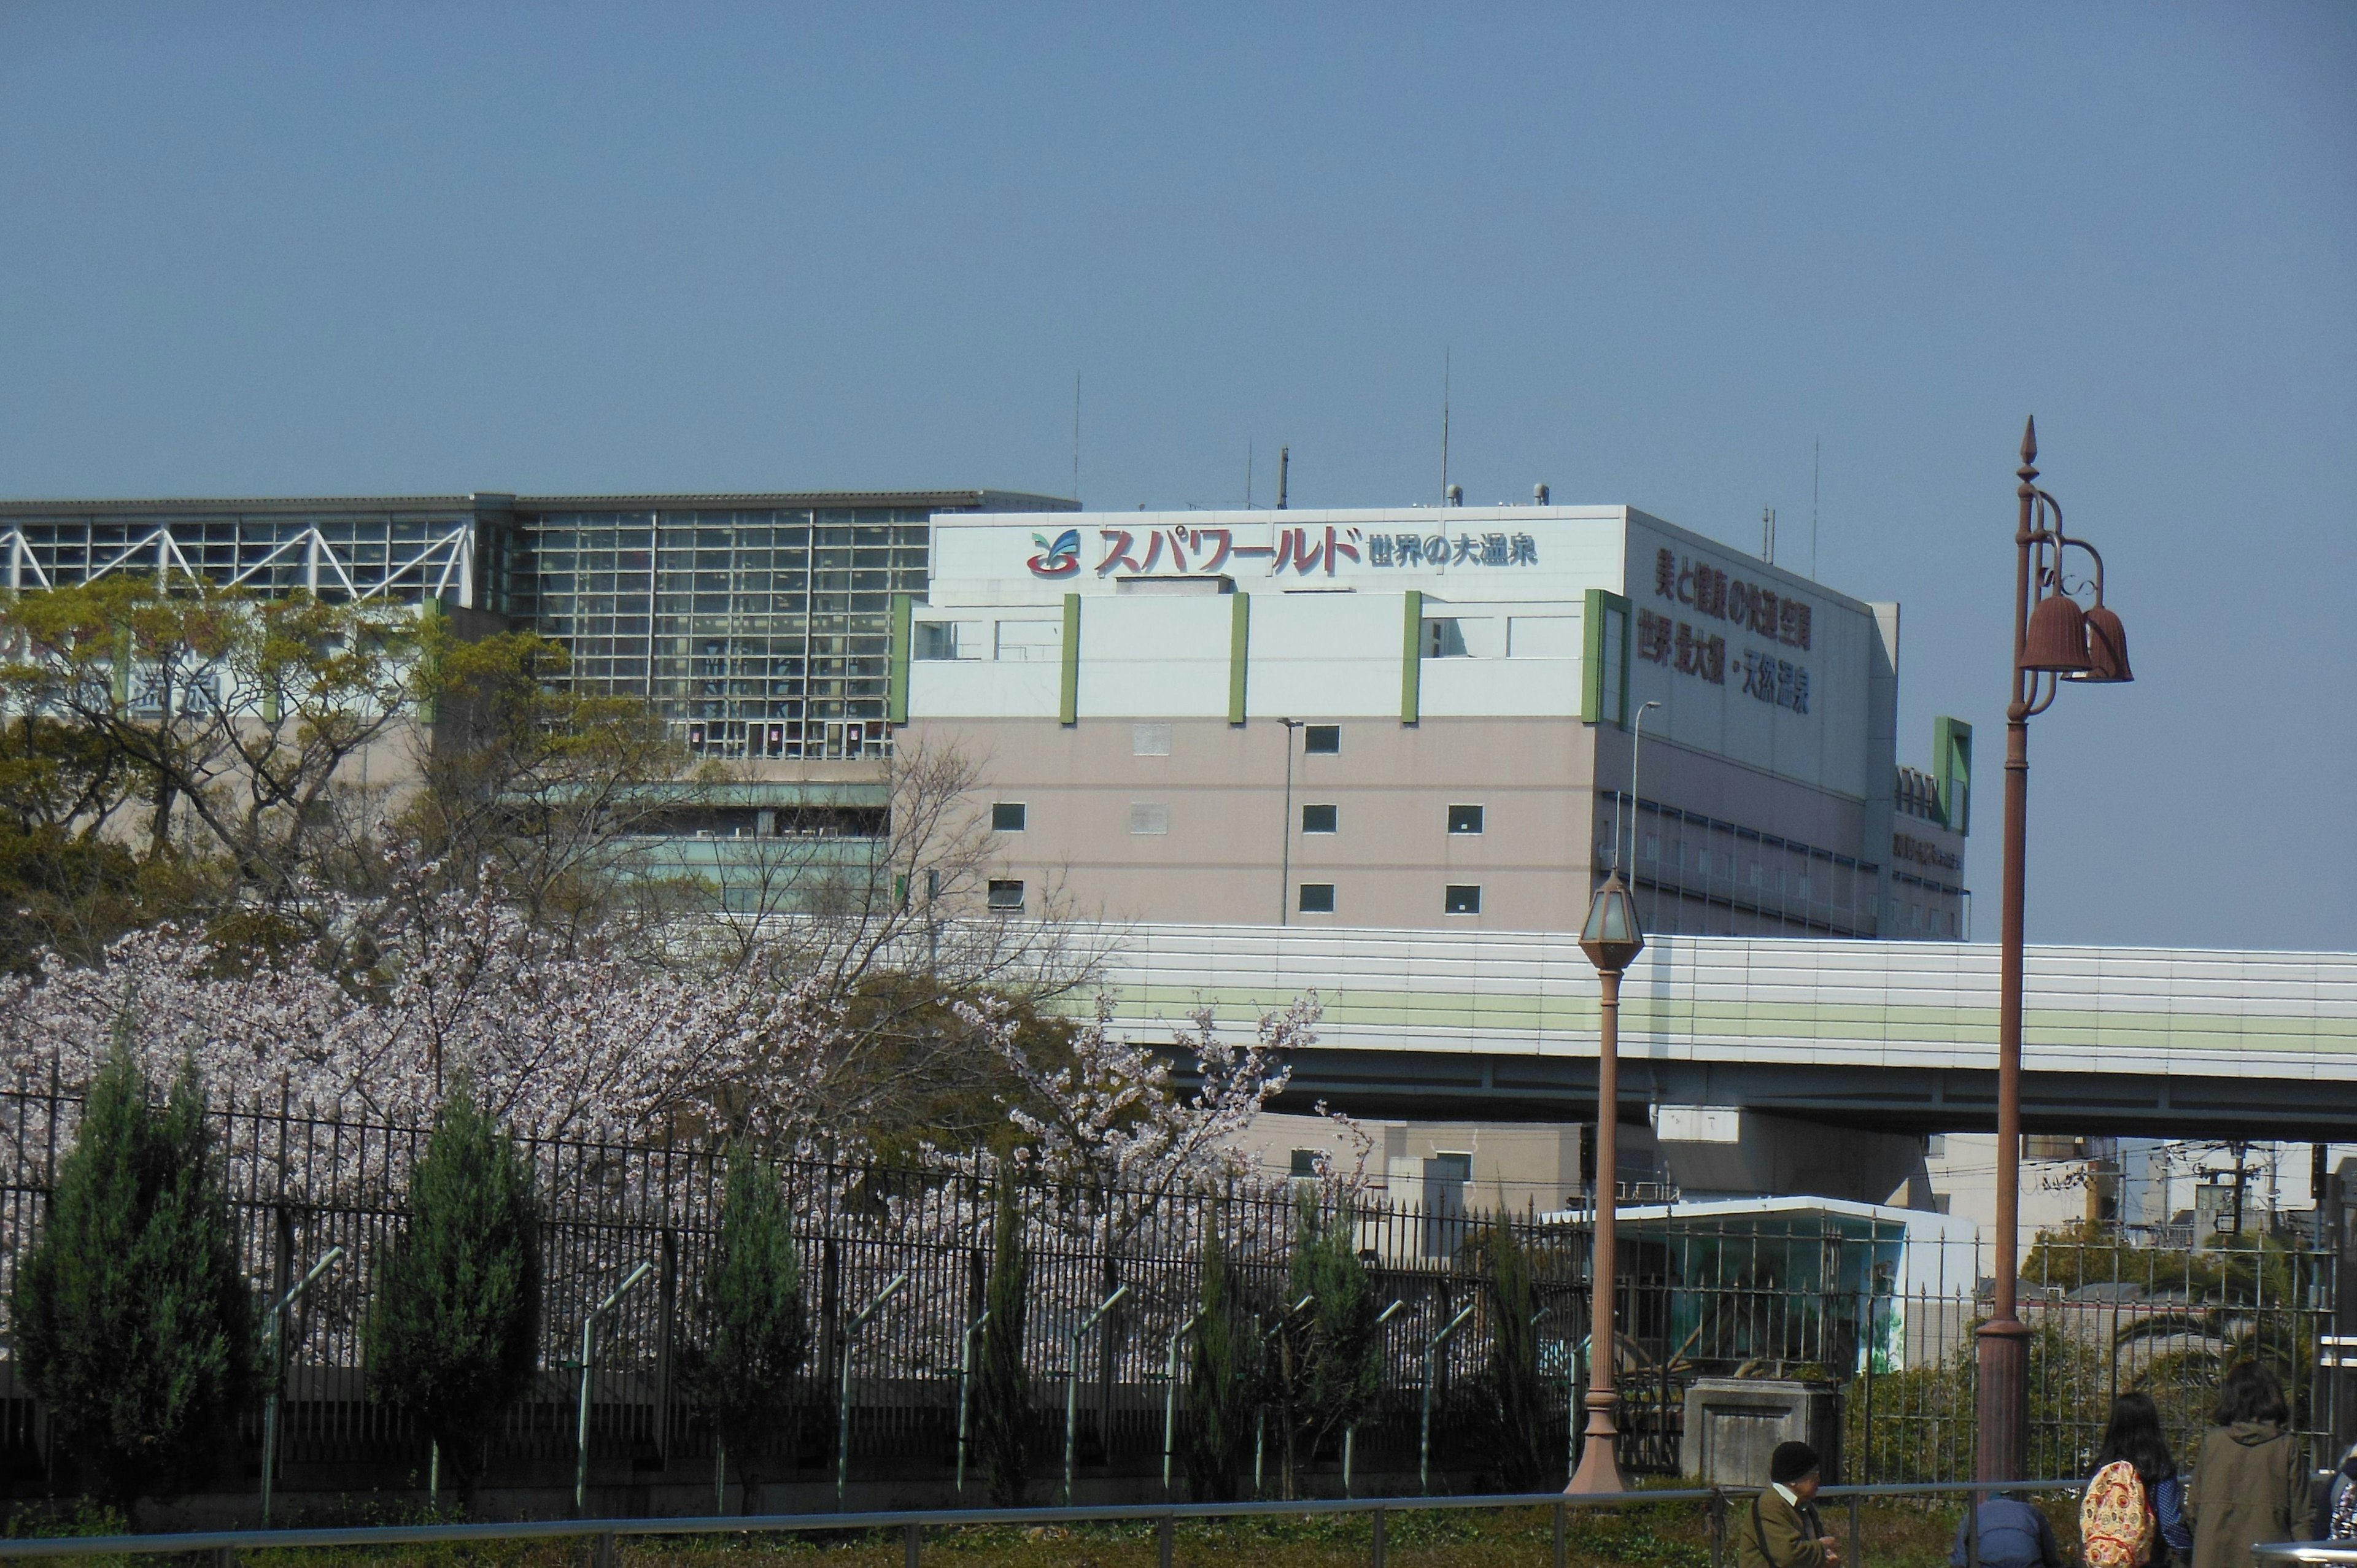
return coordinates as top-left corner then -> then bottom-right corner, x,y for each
0,489 -> 1080,516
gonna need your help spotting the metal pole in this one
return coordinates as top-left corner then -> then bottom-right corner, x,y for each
1064,1283 -> 1131,1507
1163,1311 -> 1204,1495
1344,1300 -> 1406,1498
260,1248 -> 343,1527
576,1262 -> 653,1518
1977,419 -> 2039,1485
1419,1303 -> 1476,1494
1626,698 -> 1662,889
837,1270 -> 910,1512
1568,964 -> 1628,1494
955,1308 -> 990,1498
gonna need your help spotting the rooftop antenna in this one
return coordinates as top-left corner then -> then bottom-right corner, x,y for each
1439,347 -> 1451,508
1246,438 -> 1254,509
1762,506 -> 1776,565
1072,373 -> 1082,503
1811,436 -> 1821,578
1277,446 -> 1290,510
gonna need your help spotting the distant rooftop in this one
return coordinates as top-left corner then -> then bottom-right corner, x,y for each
0,489 -> 1079,516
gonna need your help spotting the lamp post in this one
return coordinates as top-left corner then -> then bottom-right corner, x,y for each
1976,417 -> 2134,1485
1567,871 -> 1644,1495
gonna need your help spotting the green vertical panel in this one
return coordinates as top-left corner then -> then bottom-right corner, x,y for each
1399,590 -> 1422,725
1616,598 -> 1631,723
887,592 -> 914,725
1228,591 -> 1250,726
1581,589 -> 1606,723
1934,716 -> 1973,835
1059,592 -> 1082,727
1581,589 -> 1632,725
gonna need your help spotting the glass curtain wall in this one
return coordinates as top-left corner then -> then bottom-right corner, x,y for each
526,507 -> 929,760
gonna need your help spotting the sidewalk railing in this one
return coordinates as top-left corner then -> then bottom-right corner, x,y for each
0,1478 -> 2087,1568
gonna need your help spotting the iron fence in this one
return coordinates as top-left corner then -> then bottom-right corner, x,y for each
0,1083 -> 2336,1504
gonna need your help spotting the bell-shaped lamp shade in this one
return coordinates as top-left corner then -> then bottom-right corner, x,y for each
2080,604 -> 2133,683
2021,593 -> 2091,673
1579,873 -> 1646,973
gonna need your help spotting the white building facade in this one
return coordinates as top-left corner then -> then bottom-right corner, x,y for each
897,505 -> 1969,937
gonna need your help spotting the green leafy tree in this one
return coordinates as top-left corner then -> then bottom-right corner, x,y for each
365,1081 -> 542,1500
678,1143 -> 806,1513
973,1178 -> 1032,1506
1480,1221 -> 1552,1489
1277,1193 -> 1382,1496
1185,1224 -> 1256,1502
10,1025 -> 253,1505
1,579 -> 417,895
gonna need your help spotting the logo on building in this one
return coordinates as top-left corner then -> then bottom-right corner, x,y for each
1027,528 -> 1082,577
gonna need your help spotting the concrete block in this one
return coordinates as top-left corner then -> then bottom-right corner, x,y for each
1681,1377 -> 1843,1485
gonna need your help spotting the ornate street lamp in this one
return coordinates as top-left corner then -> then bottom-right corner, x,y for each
1567,871 -> 1644,1494
1978,418 -> 2134,1485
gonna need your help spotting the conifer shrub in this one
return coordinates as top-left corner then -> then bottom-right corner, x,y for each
1480,1220 -> 1552,1489
10,1030 -> 254,1505
1185,1222 -> 1255,1501
365,1081 -> 541,1497
1288,1192 -> 1382,1488
973,1178 -> 1031,1506
678,1141 -> 805,1513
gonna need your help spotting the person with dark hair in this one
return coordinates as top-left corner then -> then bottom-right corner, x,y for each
2186,1360 -> 2312,1568
1738,1442 -> 1841,1567
2088,1391 -> 2190,1565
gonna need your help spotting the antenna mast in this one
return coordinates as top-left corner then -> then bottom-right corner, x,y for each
1440,347 -> 1452,507
1072,373 -> 1082,503
1811,436 -> 1821,577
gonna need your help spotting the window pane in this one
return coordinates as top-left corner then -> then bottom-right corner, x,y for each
1301,804 -> 1337,834
1304,724 -> 1341,754
987,879 -> 1025,910
1298,883 -> 1336,914
1444,884 -> 1482,915
991,802 -> 1026,832
1447,805 -> 1484,835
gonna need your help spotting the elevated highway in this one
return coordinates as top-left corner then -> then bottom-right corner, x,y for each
1097,924 -> 2357,1138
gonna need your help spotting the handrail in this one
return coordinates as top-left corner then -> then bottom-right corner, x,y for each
2253,1550 -> 2357,1565
0,1479 -> 2089,1558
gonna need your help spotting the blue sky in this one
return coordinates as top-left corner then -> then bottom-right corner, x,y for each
3,4 -> 2351,949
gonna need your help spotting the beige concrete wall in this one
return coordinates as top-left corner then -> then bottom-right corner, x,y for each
1225,1111 -> 1585,1215
913,713 -> 1606,930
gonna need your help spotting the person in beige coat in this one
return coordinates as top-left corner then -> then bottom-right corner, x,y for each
1738,1441 -> 1841,1568
2186,1360 -> 2313,1568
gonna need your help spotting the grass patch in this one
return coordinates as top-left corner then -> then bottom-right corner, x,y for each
1,1493 -> 2091,1568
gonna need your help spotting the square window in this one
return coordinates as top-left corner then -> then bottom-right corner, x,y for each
1298,883 -> 1336,914
1132,722 -> 1172,756
1301,803 -> 1337,834
1447,804 -> 1484,835
1303,724 -> 1340,755
1129,803 -> 1171,835
1289,1149 -> 1320,1179
987,879 -> 1025,911
1444,884 -> 1482,916
991,802 -> 1026,832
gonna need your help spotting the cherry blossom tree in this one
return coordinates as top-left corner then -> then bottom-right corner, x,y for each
977,992 -> 1317,1247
